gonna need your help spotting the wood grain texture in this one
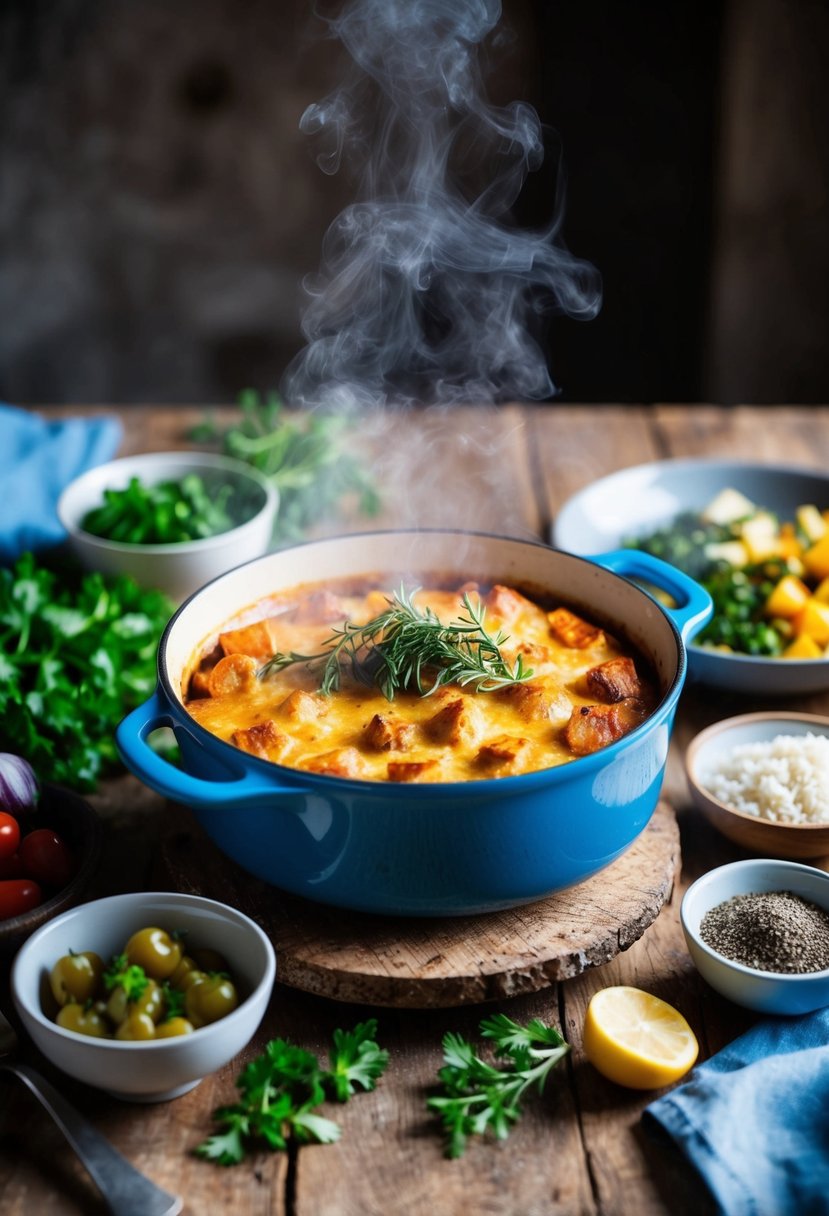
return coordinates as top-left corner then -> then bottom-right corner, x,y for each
158,801 -> 679,1009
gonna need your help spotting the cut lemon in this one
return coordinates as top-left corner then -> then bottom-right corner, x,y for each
582,986 -> 699,1090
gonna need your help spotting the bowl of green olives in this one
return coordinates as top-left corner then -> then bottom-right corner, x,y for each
11,891 -> 276,1101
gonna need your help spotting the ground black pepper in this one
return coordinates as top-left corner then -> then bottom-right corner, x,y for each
699,889 -> 829,974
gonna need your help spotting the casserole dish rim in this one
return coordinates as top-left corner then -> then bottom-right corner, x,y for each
155,526 -> 689,794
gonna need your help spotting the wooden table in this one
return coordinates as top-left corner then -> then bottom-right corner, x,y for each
3,403 -> 829,1215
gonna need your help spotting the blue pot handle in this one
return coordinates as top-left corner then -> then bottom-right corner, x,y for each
116,692 -> 291,808
591,549 -> 714,643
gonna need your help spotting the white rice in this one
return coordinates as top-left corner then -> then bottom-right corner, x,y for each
703,732 -> 829,824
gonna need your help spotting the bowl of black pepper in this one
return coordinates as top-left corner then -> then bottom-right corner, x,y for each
681,858 -> 829,1014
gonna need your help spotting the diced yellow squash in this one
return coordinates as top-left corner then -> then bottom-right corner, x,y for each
803,534 -> 829,581
778,522 -> 805,560
795,598 -> 829,646
797,504 -> 827,544
703,540 -> 749,567
740,512 -> 783,561
765,574 -> 811,618
782,633 -> 823,659
701,488 -> 755,525
814,577 -> 829,604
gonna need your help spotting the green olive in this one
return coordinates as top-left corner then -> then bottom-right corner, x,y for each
125,927 -> 182,981
56,1002 -> 110,1039
154,1016 -> 195,1039
49,951 -> 104,1007
169,954 -> 199,990
115,1010 -> 157,1041
190,947 -> 229,975
177,967 -> 209,993
184,974 -> 239,1028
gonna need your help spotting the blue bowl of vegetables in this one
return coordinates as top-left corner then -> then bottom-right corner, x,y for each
553,459 -> 829,695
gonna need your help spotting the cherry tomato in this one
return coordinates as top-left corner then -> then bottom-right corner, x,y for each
49,950 -> 104,1006
19,829 -> 75,889
184,974 -> 239,1028
0,812 -> 20,862
125,927 -> 182,980
0,851 -> 23,880
0,878 -> 42,919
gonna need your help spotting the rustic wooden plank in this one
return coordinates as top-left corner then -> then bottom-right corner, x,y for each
527,404 -> 662,527
291,990 -> 595,1216
654,403 -> 829,465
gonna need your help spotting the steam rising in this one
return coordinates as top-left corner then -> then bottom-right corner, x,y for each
282,0 -> 601,410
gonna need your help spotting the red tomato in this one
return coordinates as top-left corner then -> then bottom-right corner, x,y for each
0,878 -> 43,919
0,851 -> 23,880
0,812 -> 20,861
19,829 -> 76,889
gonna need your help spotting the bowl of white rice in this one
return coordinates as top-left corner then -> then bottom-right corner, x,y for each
685,712 -> 829,858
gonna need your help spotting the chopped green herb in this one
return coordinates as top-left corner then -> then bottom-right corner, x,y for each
0,552 -> 174,791
427,1014 -> 570,1158
81,474 -> 252,545
103,954 -> 149,1002
195,1019 -> 389,1166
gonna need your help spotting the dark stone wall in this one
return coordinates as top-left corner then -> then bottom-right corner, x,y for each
1,0 -> 827,406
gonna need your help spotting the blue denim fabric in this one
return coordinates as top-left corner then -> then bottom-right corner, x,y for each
0,404 -> 121,562
644,1007 -> 829,1216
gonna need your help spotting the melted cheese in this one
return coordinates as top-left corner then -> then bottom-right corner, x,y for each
184,579 -> 656,783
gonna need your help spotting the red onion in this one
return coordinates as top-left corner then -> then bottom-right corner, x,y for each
0,753 -> 39,814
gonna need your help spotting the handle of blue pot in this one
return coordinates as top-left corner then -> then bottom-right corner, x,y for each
591,549 -> 714,643
116,692 -> 289,808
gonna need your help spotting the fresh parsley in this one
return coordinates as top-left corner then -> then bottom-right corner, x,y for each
427,1014 -> 571,1158
195,1019 -> 389,1166
0,552 -> 173,791
258,584 -> 533,698
189,389 -> 380,544
103,954 -> 150,1002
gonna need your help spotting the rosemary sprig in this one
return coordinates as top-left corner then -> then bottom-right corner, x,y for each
257,586 -> 533,700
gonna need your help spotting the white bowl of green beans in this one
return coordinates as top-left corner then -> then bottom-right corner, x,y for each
58,451 -> 279,602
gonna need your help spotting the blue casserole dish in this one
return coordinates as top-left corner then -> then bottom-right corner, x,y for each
116,530 -> 712,916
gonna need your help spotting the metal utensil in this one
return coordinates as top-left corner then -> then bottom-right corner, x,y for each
0,1008 -> 182,1216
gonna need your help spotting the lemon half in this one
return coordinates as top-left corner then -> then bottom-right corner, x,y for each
582,986 -> 699,1090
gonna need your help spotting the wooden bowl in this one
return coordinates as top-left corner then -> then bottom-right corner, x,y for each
0,784 -> 103,955
685,712 -> 829,860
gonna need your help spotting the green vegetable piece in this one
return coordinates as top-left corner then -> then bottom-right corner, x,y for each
195,1022 -> 388,1165
426,1014 -> 570,1159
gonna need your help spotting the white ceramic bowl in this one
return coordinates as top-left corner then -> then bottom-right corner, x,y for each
685,712 -> 829,859
57,451 -> 278,602
12,891 -> 276,1102
552,458 -> 829,694
681,858 -> 829,1014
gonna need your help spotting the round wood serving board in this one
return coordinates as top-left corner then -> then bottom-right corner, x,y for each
158,800 -> 680,1008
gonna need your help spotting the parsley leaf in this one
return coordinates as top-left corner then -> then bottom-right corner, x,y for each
0,553 -> 173,791
103,954 -> 150,1002
195,1021 -> 388,1166
427,1014 -> 570,1158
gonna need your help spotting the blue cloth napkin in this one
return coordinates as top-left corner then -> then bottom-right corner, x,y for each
643,1006 -> 829,1216
0,404 -> 122,564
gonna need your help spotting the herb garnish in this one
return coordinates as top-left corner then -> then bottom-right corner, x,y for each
81,474 -> 247,545
195,1019 -> 389,1165
189,390 -> 380,544
0,553 -> 174,790
427,1014 -> 570,1158
103,954 -> 149,1002
258,586 -> 533,699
